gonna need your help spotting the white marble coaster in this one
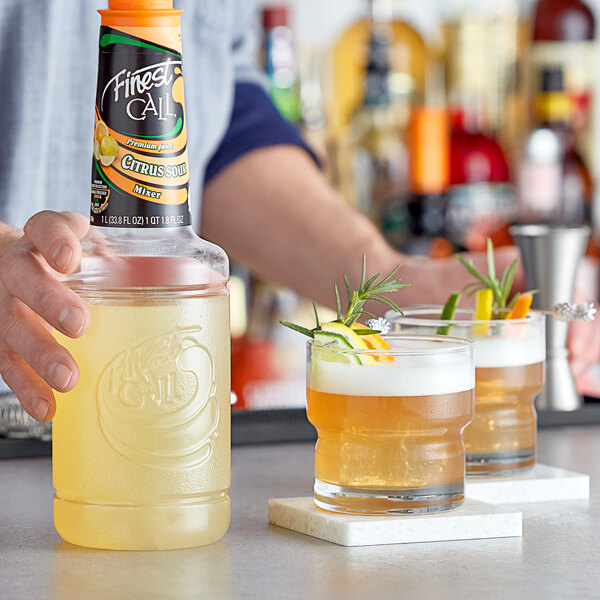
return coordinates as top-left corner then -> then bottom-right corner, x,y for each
268,497 -> 522,547
466,463 -> 590,505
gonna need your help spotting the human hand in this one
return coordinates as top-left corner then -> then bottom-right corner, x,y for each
568,257 -> 600,395
0,211 -> 90,421
399,245 -> 525,307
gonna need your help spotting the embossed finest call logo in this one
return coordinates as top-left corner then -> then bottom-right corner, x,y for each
97,328 -> 218,469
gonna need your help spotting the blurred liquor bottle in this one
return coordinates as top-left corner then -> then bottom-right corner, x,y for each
329,0 -> 426,139
297,48 -> 330,170
530,0 -> 596,169
344,1 -> 410,236
262,6 -> 302,123
329,0 -> 426,210
442,0 -> 529,164
406,107 -> 452,258
383,61 -> 452,257
446,104 -> 515,252
441,0 -> 523,251
519,66 -> 592,224
517,127 -> 563,222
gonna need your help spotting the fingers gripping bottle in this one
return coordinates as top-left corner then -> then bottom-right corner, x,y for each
52,0 -> 230,550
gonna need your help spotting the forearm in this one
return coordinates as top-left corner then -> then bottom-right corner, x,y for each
201,145 -> 406,309
200,145 -> 523,313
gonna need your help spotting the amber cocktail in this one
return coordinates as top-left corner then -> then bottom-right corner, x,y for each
306,335 -> 474,515
390,309 -> 546,476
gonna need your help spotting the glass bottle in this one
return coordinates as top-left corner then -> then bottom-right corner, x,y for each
384,61 -> 452,258
329,0 -> 426,140
517,128 -> 563,222
402,105 -> 452,258
329,0 -> 425,208
52,0 -> 230,551
262,6 -> 302,123
533,66 -> 593,223
440,0 -> 522,251
346,0 -> 409,236
446,103 -> 515,252
442,0 -> 527,163
530,0 -> 596,167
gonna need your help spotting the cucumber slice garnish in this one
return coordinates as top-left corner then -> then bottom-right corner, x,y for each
437,292 -> 461,335
313,331 -> 363,365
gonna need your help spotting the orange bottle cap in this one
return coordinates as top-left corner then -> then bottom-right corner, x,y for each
100,0 -> 181,26
108,0 -> 173,9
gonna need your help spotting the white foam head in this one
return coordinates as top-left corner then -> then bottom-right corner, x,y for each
391,313 -> 546,369
473,324 -> 546,368
309,340 -> 474,397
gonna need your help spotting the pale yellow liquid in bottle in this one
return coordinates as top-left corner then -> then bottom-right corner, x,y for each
53,292 -> 230,550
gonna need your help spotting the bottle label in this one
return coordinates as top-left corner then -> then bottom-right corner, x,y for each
530,41 -> 596,169
517,161 -> 562,217
91,25 -> 191,227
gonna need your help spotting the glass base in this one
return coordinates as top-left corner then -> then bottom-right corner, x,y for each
466,448 -> 536,477
313,478 -> 464,515
53,491 -> 230,551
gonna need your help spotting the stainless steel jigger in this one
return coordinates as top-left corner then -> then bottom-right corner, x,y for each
509,224 -> 591,411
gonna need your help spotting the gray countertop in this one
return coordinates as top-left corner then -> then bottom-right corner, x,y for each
1,427 -> 600,600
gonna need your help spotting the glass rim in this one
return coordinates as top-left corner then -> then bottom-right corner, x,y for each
307,333 -> 473,356
387,306 -> 544,327
509,223 -> 591,239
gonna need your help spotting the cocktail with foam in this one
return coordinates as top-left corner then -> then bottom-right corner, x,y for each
389,309 -> 546,475
306,335 -> 475,515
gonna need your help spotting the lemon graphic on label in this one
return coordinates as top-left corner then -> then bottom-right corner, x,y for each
99,134 -> 119,167
93,140 -> 101,161
95,120 -> 109,144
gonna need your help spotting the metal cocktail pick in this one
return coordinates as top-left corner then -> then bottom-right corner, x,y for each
542,302 -> 596,323
365,317 -> 391,333
369,302 -> 595,335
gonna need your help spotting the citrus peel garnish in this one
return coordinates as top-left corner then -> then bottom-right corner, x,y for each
350,322 -> 392,361
318,322 -> 375,365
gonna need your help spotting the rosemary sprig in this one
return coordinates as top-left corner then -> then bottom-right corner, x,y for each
279,321 -> 315,337
280,254 -> 408,337
456,238 -> 537,310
